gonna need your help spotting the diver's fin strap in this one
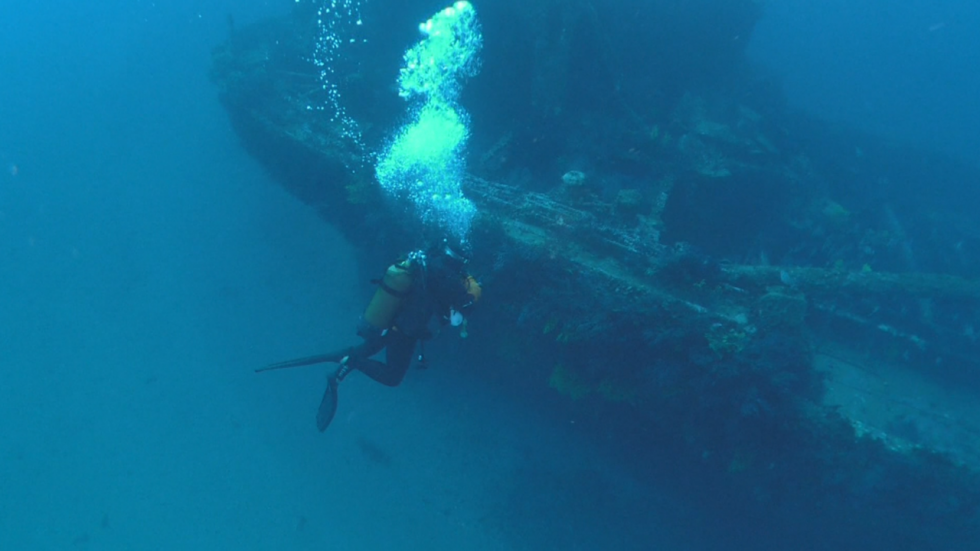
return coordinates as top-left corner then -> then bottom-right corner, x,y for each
334,357 -> 354,381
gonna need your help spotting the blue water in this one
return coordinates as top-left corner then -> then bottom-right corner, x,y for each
1,1 -> 977,549
750,0 -> 980,166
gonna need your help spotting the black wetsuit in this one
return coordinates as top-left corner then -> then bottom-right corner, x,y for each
344,322 -> 418,387
344,253 -> 474,387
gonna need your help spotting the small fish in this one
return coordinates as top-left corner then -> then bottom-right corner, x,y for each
356,437 -> 393,466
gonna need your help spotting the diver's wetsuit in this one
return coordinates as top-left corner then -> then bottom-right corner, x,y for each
305,243 -> 480,432
340,249 -> 474,387
344,324 -> 417,387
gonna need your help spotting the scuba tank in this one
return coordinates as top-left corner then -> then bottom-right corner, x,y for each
463,275 -> 481,304
363,259 -> 416,330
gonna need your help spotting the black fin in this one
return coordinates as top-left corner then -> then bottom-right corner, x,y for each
316,378 -> 339,432
255,350 -> 347,373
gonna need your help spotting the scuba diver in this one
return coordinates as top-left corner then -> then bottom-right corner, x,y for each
257,240 -> 482,431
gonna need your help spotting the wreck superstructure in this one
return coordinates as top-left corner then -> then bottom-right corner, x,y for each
212,2 -> 980,547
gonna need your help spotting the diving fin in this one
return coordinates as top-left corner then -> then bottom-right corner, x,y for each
316,377 -> 339,432
255,349 -> 349,374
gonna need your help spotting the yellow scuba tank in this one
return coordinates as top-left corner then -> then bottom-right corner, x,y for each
363,260 -> 415,330
464,275 -> 482,304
